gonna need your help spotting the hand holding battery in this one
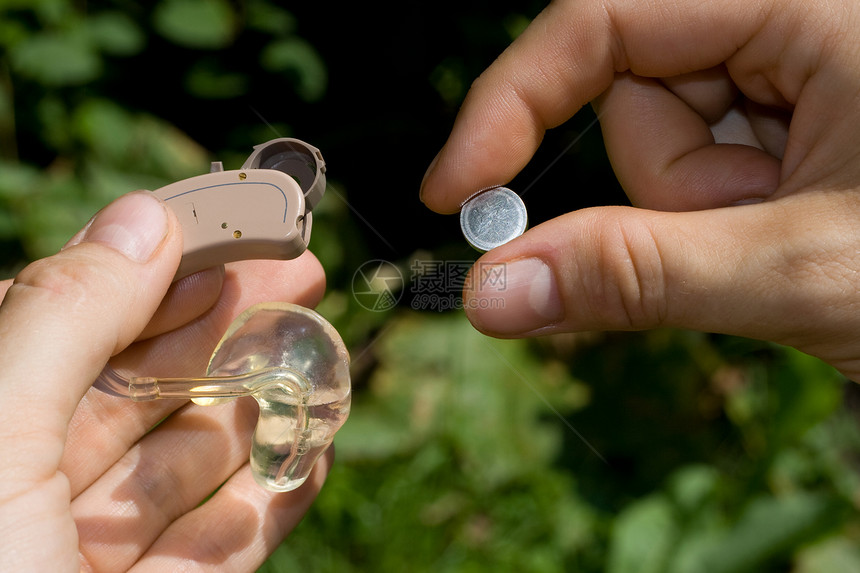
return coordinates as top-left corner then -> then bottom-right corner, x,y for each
421,0 -> 860,382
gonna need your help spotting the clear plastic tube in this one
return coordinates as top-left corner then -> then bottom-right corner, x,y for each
95,365 -> 303,401
93,363 -> 135,398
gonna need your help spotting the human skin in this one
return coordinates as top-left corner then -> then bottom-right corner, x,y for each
0,191 -> 331,571
420,0 -> 860,381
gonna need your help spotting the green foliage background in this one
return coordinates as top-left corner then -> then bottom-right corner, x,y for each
2,1 -> 860,571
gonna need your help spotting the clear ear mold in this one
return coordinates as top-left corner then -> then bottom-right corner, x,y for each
94,302 -> 351,492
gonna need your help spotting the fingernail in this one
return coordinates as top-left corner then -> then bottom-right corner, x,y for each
466,258 -> 563,335
81,192 -> 169,262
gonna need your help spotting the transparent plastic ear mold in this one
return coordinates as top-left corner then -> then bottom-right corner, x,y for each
94,302 -> 351,492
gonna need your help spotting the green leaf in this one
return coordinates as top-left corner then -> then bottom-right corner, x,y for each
184,61 -> 248,99
85,11 -> 145,56
260,37 -> 327,101
246,1 -> 296,35
0,17 -> 29,49
10,30 -> 101,86
18,176 -> 93,258
332,403 -> 413,461
430,58 -> 468,107
132,115 -> 209,181
768,348 -> 844,446
0,160 -> 40,200
71,98 -> 207,181
607,495 -> 677,573
72,98 -> 135,162
81,161 -> 168,205
152,0 -> 236,49
503,13 -> 533,40
694,492 -> 847,573
667,465 -> 719,514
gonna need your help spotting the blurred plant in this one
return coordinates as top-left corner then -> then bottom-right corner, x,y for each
262,314 -> 860,572
601,344 -> 857,573
265,312 -> 600,572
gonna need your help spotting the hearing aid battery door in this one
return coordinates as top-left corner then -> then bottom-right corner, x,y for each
152,169 -> 307,280
241,137 -> 327,212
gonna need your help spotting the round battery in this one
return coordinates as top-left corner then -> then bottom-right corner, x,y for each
460,186 -> 528,252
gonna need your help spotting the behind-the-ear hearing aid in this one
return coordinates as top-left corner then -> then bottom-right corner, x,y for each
156,137 -> 326,280
93,138 -> 350,493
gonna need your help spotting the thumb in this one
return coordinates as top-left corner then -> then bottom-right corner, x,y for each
0,191 -> 182,486
463,192 -> 860,378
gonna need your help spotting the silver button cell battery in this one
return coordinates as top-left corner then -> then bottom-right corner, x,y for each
460,186 -> 528,252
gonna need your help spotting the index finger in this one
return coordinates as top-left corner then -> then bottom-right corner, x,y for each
418,0 -> 782,213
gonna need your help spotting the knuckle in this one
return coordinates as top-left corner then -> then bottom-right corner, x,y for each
588,213 -> 670,330
11,249 -> 124,310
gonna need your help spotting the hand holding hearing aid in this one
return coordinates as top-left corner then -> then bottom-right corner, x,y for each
0,141 -> 336,571
422,0 -> 860,382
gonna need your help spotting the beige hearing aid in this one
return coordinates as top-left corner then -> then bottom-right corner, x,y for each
153,137 -> 326,279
